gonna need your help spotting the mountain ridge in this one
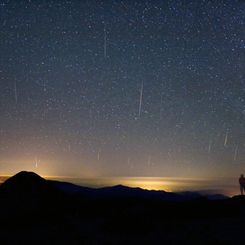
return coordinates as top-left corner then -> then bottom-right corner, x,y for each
0,171 -> 228,201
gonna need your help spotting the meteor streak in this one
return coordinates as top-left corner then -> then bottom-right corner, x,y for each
103,24 -> 107,59
34,157 -> 40,168
138,82 -> 144,117
224,131 -> 228,147
14,82 -> 18,104
97,149 -> 101,161
234,145 -> 238,161
208,140 -> 212,153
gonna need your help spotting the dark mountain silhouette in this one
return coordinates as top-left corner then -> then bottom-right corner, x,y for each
0,171 -> 228,201
0,171 -> 63,202
177,191 -> 228,200
49,179 -> 94,194
0,171 -> 46,195
0,171 -> 245,245
49,179 -> 228,201
96,184 -> 185,200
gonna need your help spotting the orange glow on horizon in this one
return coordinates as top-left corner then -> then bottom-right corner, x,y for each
0,172 -> 238,197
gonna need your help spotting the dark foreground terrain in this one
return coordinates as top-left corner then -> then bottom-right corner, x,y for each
0,171 -> 245,245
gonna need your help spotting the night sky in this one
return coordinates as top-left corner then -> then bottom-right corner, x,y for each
0,1 -> 244,181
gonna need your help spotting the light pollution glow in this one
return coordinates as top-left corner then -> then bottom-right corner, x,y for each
0,173 -> 238,197
0,157 -> 241,197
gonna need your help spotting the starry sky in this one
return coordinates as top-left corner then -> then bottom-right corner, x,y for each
0,0 -> 244,180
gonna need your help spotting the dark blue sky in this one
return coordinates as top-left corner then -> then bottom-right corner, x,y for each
0,0 -> 244,178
